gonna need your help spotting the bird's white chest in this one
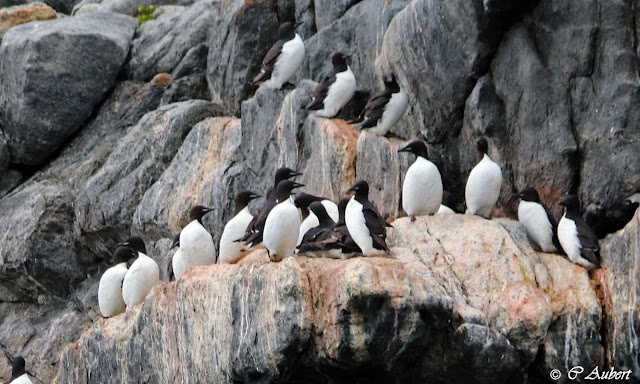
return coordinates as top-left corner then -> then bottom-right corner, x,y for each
558,214 -> 581,261
345,198 -> 373,253
180,220 -> 216,266
321,200 -> 340,222
271,34 -> 305,87
122,253 -> 159,308
10,374 -> 33,384
264,200 -> 301,257
318,67 -> 356,117
219,208 -> 254,264
402,157 -> 443,215
98,263 -> 128,317
465,154 -> 502,217
375,90 -> 409,134
298,211 -> 320,245
518,201 -> 556,252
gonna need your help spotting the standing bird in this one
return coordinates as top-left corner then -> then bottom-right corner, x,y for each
6,357 -> 31,384
298,201 -> 337,256
218,191 -> 261,264
252,21 -> 305,89
585,179 -> 640,238
242,167 -> 302,248
398,140 -> 443,221
98,246 -> 137,318
345,180 -> 390,256
173,206 -> 216,279
264,180 -> 305,261
305,52 -> 356,118
299,198 -> 362,257
515,187 -> 560,253
120,236 -> 159,308
465,137 -> 502,218
295,193 -> 339,246
352,72 -> 409,137
557,195 -> 601,270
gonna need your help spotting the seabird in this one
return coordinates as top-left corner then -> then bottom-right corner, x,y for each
294,193 -> 339,246
398,140 -> 443,221
305,52 -> 356,118
120,236 -> 160,308
173,205 -> 216,279
242,167 -> 302,248
252,21 -> 305,89
168,234 -> 180,281
6,357 -> 31,384
264,180 -> 305,261
558,195 -> 600,270
515,187 -> 560,253
352,72 -> 408,137
465,137 -> 502,218
218,191 -> 261,264
297,201 -> 337,256
299,197 -> 362,257
345,180 -> 390,256
98,246 -> 137,318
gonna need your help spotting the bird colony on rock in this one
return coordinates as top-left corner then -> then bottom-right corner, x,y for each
88,22 -> 639,332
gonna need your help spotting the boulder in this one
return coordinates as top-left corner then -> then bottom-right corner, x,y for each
0,12 -> 137,166
124,0 -> 216,82
74,100 -> 221,253
206,0 -> 279,116
0,2 -> 56,40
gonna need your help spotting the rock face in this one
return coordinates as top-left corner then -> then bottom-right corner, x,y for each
0,2 -> 57,41
124,0 -> 216,82
56,214 -> 610,383
0,12 -> 137,166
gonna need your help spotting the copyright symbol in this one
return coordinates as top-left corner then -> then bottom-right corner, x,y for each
550,369 -> 561,380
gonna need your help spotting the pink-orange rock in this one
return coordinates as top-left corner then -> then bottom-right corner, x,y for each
0,3 -> 56,41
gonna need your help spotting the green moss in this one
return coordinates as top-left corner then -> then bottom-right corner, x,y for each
134,5 -> 156,25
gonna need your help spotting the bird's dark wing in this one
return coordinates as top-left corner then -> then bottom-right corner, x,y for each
253,39 -> 286,84
305,71 -> 336,111
575,217 -> 601,266
357,90 -> 392,129
240,198 -> 277,245
299,228 -> 335,253
542,203 -> 562,252
362,202 -> 390,252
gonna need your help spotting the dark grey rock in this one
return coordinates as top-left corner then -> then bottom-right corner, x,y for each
0,12 -> 137,166
313,0 -> 357,31
125,0 -> 216,81
74,100 -> 221,254
161,43 -> 210,104
0,129 -> 8,172
206,0 -> 279,116
0,169 -> 22,198
42,0 -> 81,14
37,80 -> 164,192
0,180 -> 90,300
293,0 -> 315,39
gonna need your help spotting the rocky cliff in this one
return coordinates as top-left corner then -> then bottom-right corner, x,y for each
0,0 -> 639,382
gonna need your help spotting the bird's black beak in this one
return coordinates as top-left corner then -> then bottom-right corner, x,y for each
398,144 -> 411,153
292,171 -> 303,177
293,183 -> 305,189
203,207 -> 214,214
250,193 -> 262,200
115,241 -> 129,248
514,192 -> 524,199
171,238 -> 180,248
294,21 -> 304,28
